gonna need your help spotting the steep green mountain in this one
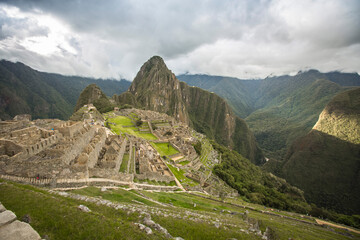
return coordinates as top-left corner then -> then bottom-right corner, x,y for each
116,56 -> 264,164
179,71 -> 352,160
0,60 -> 130,120
178,74 -> 258,118
247,71 -> 343,160
281,88 -> 360,214
212,141 -> 309,213
74,84 -> 113,113
128,56 -> 189,123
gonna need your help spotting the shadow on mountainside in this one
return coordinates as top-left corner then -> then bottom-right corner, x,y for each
281,129 -> 360,215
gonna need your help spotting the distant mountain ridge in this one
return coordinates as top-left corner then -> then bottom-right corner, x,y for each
0,60 -> 131,120
115,56 -> 264,164
178,70 -> 359,160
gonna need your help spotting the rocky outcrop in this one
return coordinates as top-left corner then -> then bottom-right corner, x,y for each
128,56 -> 189,123
313,87 -> 360,144
282,88 -> 360,214
74,84 -> 113,113
0,202 -> 41,240
116,56 -> 264,164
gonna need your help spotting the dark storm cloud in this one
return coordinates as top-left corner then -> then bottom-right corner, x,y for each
0,0 -> 359,79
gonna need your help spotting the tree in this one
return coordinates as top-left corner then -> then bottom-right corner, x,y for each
219,190 -> 227,202
135,119 -> 143,127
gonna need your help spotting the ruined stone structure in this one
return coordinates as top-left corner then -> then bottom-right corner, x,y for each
134,140 -> 174,183
0,108 -> 234,195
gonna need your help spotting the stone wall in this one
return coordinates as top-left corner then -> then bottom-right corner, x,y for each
57,121 -> 84,137
0,121 -> 29,137
0,174 -> 133,188
136,172 -> 175,183
86,128 -> 107,168
0,140 -> 23,158
24,132 -> 60,157
60,125 -> 95,165
0,175 -> 54,186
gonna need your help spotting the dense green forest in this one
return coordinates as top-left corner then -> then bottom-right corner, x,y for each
0,60 -> 130,120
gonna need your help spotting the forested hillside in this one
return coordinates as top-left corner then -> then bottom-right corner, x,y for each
0,60 -> 130,120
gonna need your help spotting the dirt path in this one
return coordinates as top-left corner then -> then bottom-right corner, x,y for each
315,219 -> 360,234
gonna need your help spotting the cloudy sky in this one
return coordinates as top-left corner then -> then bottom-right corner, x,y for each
0,0 -> 359,80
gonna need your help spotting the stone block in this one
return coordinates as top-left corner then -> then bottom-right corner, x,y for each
0,210 -> 16,227
0,203 -> 5,212
0,220 -> 41,240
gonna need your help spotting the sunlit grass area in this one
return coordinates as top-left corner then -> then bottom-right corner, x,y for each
151,142 -> 179,156
166,163 -> 198,187
107,116 -> 157,140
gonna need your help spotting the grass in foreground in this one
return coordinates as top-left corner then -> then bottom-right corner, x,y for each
0,181 -> 358,240
0,182 -> 162,240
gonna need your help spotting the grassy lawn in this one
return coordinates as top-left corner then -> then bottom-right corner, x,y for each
0,180 -> 356,240
0,182 -> 163,240
107,116 -> 157,140
119,154 -> 129,173
141,191 -> 234,212
166,163 -> 197,187
178,160 -> 190,166
151,142 -> 179,156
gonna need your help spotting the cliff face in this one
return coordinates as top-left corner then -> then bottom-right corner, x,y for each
117,56 -> 264,164
128,56 -> 189,123
282,88 -> 360,214
313,87 -> 360,144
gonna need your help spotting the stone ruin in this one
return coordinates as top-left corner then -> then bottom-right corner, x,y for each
0,110 -> 177,188
0,109 -> 236,195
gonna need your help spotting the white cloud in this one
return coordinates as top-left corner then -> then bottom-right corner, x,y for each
0,0 -> 359,80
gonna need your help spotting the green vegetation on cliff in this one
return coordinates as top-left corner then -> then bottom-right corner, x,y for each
212,141 -> 309,213
74,84 -> 114,113
281,88 -> 360,215
0,60 -> 130,120
179,70 -> 357,161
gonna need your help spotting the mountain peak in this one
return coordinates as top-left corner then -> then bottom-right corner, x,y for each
129,56 -> 176,94
140,55 -> 168,73
147,55 -> 165,64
